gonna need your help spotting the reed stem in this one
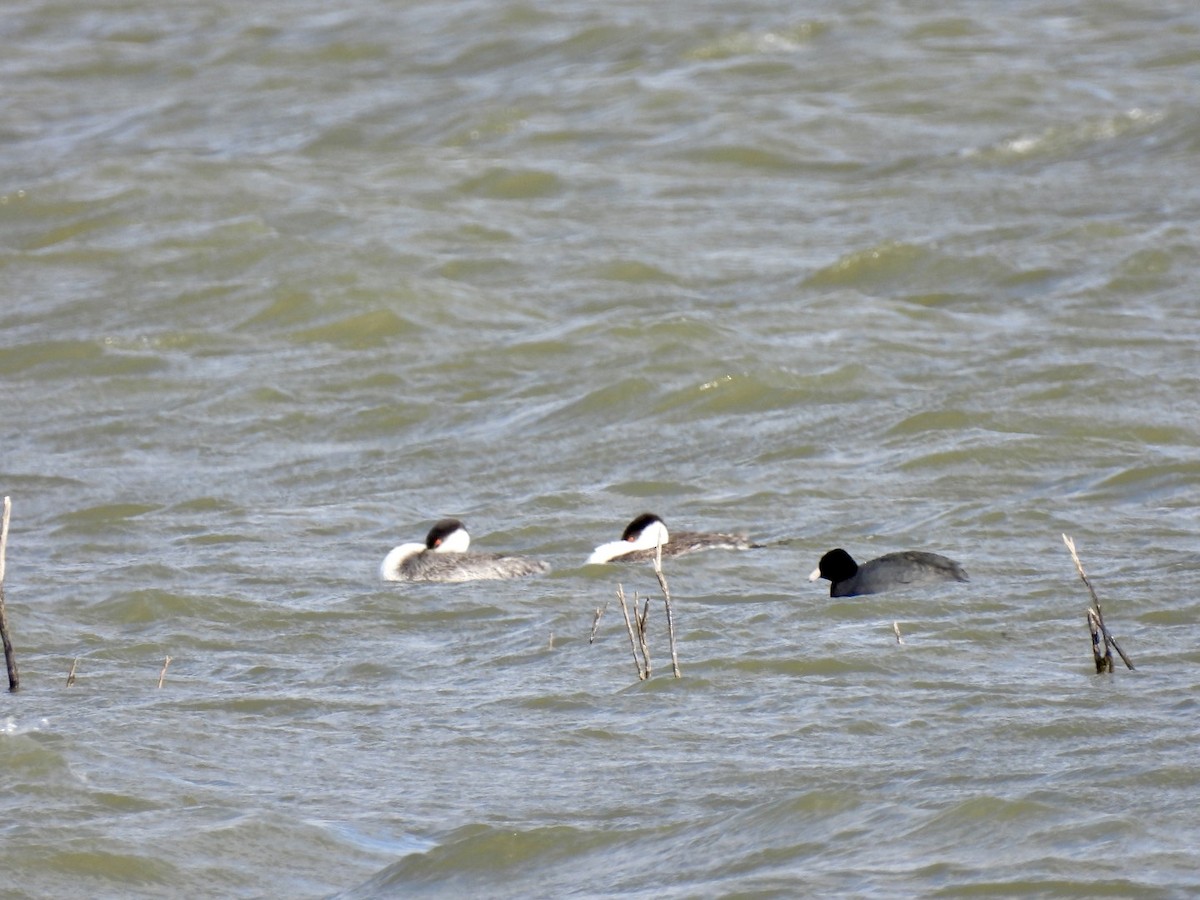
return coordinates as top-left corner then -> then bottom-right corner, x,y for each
0,497 -> 19,692
157,655 -> 173,689
653,538 -> 680,678
588,601 -> 609,645
616,585 -> 648,680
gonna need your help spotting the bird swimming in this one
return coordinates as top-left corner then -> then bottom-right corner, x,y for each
380,518 -> 550,583
586,512 -> 758,564
808,547 -> 968,597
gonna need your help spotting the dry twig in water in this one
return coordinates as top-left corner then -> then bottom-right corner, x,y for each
1062,534 -> 1135,672
588,601 -> 609,644
653,537 -> 681,678
616,585 -> 649,680
157,655 -> 173,689
0,496 -> 19,692
66,657 -> 80,687
893,621 -> 904,645
636,596 -> 652,677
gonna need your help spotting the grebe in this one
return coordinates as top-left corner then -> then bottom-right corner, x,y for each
380,519 -> 550,583
586,512 -> 757,564
809,548 -> 968,597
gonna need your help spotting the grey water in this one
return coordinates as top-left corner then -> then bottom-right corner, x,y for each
3,0 -> 1200,896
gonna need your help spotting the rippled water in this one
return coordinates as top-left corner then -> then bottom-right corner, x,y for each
3,0 -> 1200,896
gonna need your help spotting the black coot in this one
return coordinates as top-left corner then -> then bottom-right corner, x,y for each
809,548 -> 968,597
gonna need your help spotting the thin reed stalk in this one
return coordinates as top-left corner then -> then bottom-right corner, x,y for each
0,496 -> 19,692
635,595 -> 652,678
157,655 -> 173,689
653,538 -> 680,679
616,585 -> 648,680
588,601 -> 609,644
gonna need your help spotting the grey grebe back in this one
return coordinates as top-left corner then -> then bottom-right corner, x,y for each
381,519 -> 550,583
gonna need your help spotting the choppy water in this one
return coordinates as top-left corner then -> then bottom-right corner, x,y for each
3,0 -> 1200,896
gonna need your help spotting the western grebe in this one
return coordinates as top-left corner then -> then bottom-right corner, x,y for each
380,519 -> 550,583
586,512 -> 757,564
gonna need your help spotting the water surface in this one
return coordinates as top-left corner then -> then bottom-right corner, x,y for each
3,0 -> 1200,896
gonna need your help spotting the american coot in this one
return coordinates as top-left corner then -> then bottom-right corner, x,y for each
586,512 -> 759,564
380,519 -> 550,583
809,547 -> 968,597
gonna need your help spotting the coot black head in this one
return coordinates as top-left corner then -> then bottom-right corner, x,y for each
812,548 -> 858,583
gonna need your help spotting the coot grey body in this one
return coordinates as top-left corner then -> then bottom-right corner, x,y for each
809,548 -> 968,597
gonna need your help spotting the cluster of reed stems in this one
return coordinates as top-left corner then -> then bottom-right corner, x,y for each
592,536 -> 681,681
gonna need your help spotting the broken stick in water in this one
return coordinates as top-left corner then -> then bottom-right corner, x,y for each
1062,533 -> 1134,672
0,496 -> 19,692
66,657 -> 80,687
616,585 -> 648,680
588,601 -> 609,644
635,595 -> 652,678
893,621 -> 904,645
653,537 -> 681,678
157,655 -> 173,689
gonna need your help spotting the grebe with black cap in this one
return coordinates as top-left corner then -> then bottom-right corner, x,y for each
586,512 -> 758,564
380,519 -> 550,583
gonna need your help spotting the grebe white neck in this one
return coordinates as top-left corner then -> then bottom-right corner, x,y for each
380,542 -> 426,581
586,517 -> 670,564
